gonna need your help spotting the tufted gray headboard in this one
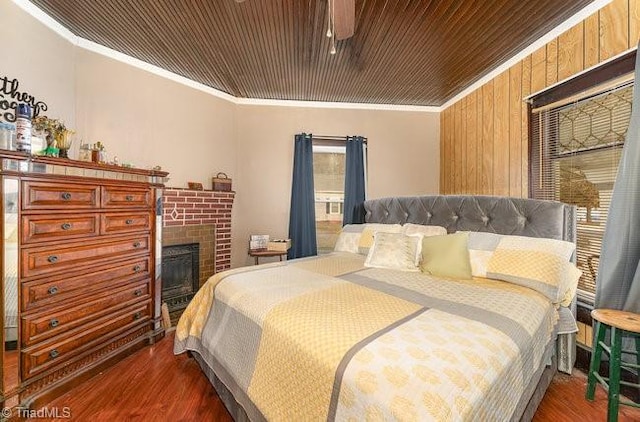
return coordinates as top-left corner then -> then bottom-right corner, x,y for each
363,195 -> 576,243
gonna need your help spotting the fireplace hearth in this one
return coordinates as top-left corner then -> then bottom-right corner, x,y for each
161,243 -> 200,320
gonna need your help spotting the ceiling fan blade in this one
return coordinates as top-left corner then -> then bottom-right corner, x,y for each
333,0 -> 355,40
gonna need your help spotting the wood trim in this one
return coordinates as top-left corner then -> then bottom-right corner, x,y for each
441,0 -> 640,198
529,49 -> 636,108
0,152 -> 169,178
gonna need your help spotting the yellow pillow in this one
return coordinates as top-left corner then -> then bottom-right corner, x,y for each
486,249 -> 582,303
560,264 -> 582,307
420,232 -> 472,279
357,228 -> 377,254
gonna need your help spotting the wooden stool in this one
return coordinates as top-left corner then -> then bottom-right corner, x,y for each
586,309 -> 640,421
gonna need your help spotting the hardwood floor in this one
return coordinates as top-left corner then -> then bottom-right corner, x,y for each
37,331 -> 640,421
534,371 -> 640,422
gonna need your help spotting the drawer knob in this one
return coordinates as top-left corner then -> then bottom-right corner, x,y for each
133,242 -> 141,248
133,312 -> 142,320
48,286 -> 59,295
133,265 -> 142,272
134,289 -> 142,296
61,222 -> 72,230
49,318 -> 59,328
125,219 -> 134,225
60,192 -> 72,200
49,349 -> 60,359
47,255 -> 59,263
125,195 -> 134,202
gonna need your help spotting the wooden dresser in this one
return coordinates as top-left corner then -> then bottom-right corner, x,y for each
0,152 -> 167,409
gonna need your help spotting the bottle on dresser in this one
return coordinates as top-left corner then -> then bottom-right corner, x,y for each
78,143 -> 92,162
15,104 -> 32,153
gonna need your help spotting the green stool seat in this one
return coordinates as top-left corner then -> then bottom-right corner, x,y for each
586,309 -> 640,422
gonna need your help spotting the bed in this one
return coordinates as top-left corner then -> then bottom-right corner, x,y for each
174,195 -> 578,421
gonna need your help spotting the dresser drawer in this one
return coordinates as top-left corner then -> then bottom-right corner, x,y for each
101,212 -> 151,235
21,234 -> 151,279
22,281 -> 150,347
22,213 -> 100,244
22,181 -> 100,210
21,256 -> 151,312
21,300 -> 152,380
101,186 -> 151,208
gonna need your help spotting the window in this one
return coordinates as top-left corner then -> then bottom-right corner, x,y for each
326,202 -> 343,215
313,145 -> 346,254
530,68 -> 633,301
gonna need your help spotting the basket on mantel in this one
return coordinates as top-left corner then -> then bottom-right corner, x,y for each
212,172 -> 232,191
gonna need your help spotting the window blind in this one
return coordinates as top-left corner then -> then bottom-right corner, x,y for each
530,81 -> 633,297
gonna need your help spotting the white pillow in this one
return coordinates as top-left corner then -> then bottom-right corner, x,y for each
334,232 -> 361,253
334,223 -> 402,254
402,223 -> 447,237
364,232 -> 422,272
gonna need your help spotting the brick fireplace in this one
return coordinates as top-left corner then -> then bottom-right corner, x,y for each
162,188 -> 235,288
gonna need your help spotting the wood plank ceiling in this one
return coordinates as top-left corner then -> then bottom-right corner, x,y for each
31,0 -> 596,106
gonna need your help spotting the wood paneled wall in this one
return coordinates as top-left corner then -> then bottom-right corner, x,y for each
440,0 -> 640,196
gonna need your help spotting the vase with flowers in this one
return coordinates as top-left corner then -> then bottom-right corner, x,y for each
32,116 -> 74,157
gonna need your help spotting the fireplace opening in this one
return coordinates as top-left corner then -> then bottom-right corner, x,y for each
162,243 -> 200,322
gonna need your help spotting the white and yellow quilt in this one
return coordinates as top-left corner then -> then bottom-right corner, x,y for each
174,252 -> 558,421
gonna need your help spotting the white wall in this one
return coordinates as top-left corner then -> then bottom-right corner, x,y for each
1,1 -> 441,270
74,49 -> 237,188
0,0 -> 75,128
232,105 -> 440,267
0,2 -> 237,189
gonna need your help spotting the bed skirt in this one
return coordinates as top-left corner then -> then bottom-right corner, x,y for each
193,352 -> 252,422
557,332 -> 576,374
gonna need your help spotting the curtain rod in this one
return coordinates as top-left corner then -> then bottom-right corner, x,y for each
310,135 -> 368,143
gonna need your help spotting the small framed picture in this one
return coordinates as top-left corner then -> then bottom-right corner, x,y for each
249,234 -> 269,251
188,182 -> 204,190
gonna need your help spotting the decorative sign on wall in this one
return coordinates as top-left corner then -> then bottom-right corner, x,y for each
0,75 -> 48,122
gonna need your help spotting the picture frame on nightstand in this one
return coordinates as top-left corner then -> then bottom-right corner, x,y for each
249,234 -> 269,251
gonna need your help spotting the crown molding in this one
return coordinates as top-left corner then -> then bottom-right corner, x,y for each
235,98 -> 439,112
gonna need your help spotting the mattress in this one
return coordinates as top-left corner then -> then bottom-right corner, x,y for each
174,252 -> 560,421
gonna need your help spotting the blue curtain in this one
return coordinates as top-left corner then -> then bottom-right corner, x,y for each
343,136 -> 366,225
288,133 -> 317,259
595,47 -> 640,313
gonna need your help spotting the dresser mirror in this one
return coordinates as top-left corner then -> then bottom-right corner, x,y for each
3,177 -> 19,406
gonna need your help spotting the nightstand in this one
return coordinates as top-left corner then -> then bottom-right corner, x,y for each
248,249 -> 287,265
